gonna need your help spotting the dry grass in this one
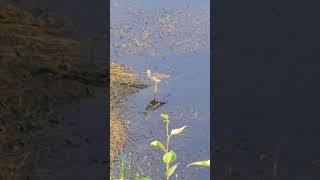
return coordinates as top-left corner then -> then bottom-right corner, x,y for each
110,62 -> 144,164
110,62 -> 140,86
110,111 -> 127,162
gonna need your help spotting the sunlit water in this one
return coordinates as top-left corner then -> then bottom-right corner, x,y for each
111,0 -> 210,179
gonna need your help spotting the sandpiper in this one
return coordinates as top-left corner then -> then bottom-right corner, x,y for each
144,69 -> 170,99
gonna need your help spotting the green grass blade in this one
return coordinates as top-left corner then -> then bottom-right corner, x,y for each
139,177 -> 152,180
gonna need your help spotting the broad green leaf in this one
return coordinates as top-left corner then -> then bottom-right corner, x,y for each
170,126 -> 187,135
160,113 -> 169,119
150,140 -> 166,152
165,164 -> 177,178
187,160 -> 210,167
163,150 -> 176,164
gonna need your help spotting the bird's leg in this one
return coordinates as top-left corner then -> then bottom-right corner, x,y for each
153,82 -> 156,100
155,81 -> 158,96
153,81 -> 158,100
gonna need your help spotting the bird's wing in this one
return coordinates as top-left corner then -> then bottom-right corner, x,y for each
151,73 -> 170,80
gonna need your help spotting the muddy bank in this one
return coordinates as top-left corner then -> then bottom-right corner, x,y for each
110,62 -> 146,163
0,4 -> 105,179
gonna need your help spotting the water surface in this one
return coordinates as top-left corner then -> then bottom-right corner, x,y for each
111,0 -> 210,179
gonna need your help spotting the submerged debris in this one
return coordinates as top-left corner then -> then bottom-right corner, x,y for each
111,3 -> 209,59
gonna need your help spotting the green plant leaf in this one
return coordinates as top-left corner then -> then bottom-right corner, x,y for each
163,150 -> 176,164
170,126 -> 187,135
165,164 -> 177,178
150,140 -> 166,152
160,113 -> 169,119
187,160 -> 210,167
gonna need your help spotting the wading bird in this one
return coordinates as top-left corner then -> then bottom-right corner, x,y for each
144,69 -> 170,99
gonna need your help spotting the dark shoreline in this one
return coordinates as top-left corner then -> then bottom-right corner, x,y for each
0,4 -> 106,179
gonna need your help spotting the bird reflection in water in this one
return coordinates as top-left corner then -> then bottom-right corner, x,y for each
143,99 -> 166,116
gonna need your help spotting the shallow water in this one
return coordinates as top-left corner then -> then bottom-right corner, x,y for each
111,0 -> 210,179
114,53 -> 210,180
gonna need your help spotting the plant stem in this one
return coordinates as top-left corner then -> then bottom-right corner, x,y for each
121,159 -> 125,179
165,119 -> 170,180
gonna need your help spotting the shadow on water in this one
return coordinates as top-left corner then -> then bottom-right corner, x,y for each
144,99 -> 166,116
